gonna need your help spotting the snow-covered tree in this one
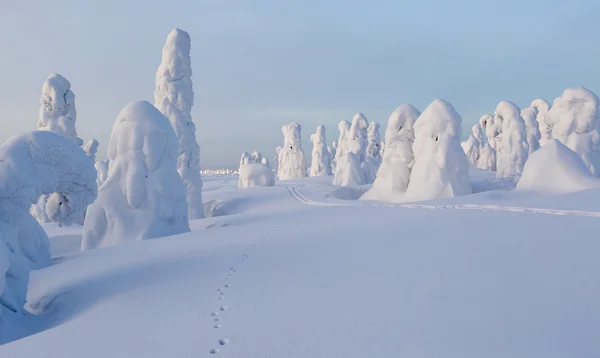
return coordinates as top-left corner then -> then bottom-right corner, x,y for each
32,73 -> 85,224
95,160 -> 109,187
404,99 -> 471,201
366,121 -> 382,164
309,125 -> 333,176
272,147 -> 281,175
530,98 -> 552,146
545,87 -> 600,176
333,114 -> 369,186
154,28 -> 204,219
82,101 -> 190,250
239,152 -> 252,172
277,122 -> 307,180
379,140 -> 386,157
327,141 -> 337,173
0,131 -> 96,333
362,104 -> 421,201
84,139 -> 99,162
494,101 -> 529,179
333,120 -> 350,168
238,160 -> 275,188
251,151 -> 263,164
477,115 -> 497,171
461,124 -> 482,166
521,106 -> 541,155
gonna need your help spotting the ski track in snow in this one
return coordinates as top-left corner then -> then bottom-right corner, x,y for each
287,185 -> 600,218
207,233 -> 270,356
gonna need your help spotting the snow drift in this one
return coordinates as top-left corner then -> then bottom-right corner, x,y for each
517,139 -> 600,194
404,99 -> 471,201
362,104 -> 420,201
154,28 -> 204,219
82,101 -> 190,250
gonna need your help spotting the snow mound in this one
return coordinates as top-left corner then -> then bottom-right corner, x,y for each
238,163 -> 275,188
82,101 -> 190,250
517,139 -> 600,194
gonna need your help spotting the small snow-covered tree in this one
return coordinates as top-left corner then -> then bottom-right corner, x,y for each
333,120 -> 350,168
362,104 -> 421,200
521,106 -> 541,155
82,101 -> 190,250
404,99 -> 471,201
251,151 -> 263,164
333,113 -> 369,186
461,124 -> 482,166
0,131 -> 96,333
309,125 -> 333,176
365,121 -> 381,183
277,122 -> 307,180
154,28 -> 204,219
272,147 -> 281,175
545,87 -> 600,176
494,101 -> 529,179
84,139 -> 99,162
239,152 -> 252,172
477,115 -> 496,171
327,141 -> 337,173
238,160 -> 275,188
530,98 -> 552,146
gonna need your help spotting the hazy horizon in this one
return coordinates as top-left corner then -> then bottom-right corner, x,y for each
1,0 -> 599,168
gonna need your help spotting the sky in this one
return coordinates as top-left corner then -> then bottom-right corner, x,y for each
1,0 -> 599,169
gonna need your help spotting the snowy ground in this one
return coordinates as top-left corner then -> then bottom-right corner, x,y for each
2,171 -> 600,357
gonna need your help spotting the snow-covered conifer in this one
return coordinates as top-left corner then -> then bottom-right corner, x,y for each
277,122 -> 307,180
238,161 -> 275,188
362,104 -> 421,200
461,124 -> 483,166
494,101 -> 529,179
521,106 -> 541,155
82,101 -> 190,250
478,115 -> 497,170
309,125 -> 333,176
530,98 -> 552,146
251,151 -> 263,164
0,131 -> 96,332
404,99 -> 471,201
333,121 -> 350,168
84,139 -> 99,162
327,141 -> 337,173
333,114 -> 369,186
154,28 -> 204,219
95,160 -> 109,187
272,147 -> 281,175
545,87 -> 600,176
366,121 -> 382,164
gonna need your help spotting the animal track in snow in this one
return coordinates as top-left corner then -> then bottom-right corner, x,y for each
218,338 -> 229,346
209,348 -> 219,354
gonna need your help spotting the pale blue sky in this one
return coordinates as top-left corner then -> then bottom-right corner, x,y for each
1,0 -> 599,168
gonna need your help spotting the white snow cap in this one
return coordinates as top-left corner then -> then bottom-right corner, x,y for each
238,163 -> 275,188
82,101 -> 190,250
545,86 -> 600,176
38,73 -> 83,146
277,122 -> 307,180
84,139 -> 100,162
517,139 -> 600,194
494,101 -> 529,179
154,28 -> 204,219
530,98 -> 552,146
0,130 -> 96,330
404,99 -> 471,201
520,106 -> 541,155
362,104 -> 421,201
309,125 -> 333,177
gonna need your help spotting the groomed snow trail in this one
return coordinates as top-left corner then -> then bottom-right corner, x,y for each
288,185 -> 600,218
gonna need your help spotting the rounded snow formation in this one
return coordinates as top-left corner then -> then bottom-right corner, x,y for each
84,138 -> 100,162
309,125 -> 333,177
0,130 -> 97,331
530,98 -> 552,146
494,101 -> 529,179
404,99 -> 471,201
238,163 -> 275,188
277,122 -> 307,180
362,104 -> 421,201
154,28 -> 204,219
521,106 -> 541,155
517,139 -> 600,194
545,87 -> 600,176
82,101 -> 190,250
38,73 -> 83,146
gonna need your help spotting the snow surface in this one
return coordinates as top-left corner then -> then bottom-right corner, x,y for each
545,86 -> 600,176
81,101 -> 189,250
404,99 -> 471,201
3,170 -> 600,356
517,139 -> 600,194
154,28 -> 204,219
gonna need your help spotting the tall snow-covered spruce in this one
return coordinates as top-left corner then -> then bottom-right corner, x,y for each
32,73 -> 85,224
494,101 -> 529,179
530,98 -> 552,146
277,122 -> 307,180
461,124 -> 482,166
333,113 -> 369,186
364,121 -> 381,183
362,104 -> 421,201
154,28 -> 204,219
521,106 -> 541,155
478,115 -> 496,171
82,101 -> 190,250
309,125 -> 333,176
404,99 -> 471,201
545,87 -> 600,176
